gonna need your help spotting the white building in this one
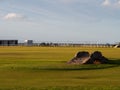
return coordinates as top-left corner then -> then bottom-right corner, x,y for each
24,40 -> 33,46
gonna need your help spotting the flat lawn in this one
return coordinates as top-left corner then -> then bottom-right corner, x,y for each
0,46 -> 120,90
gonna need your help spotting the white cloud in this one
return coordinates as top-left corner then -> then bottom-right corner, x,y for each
118,0 -> 120,4
114,0 -> 120,7
102,0 -> 111,6
3,13 -> 26,21
102,0 -> 120,8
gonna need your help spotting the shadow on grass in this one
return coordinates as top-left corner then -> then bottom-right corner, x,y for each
5,59 -> 120,71
29,59 -> 120,71
108,59 -> 120,65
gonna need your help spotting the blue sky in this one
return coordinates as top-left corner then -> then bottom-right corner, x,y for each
0,0 -> 120,43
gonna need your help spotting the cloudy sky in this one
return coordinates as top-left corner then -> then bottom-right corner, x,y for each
0,0 -> 120,43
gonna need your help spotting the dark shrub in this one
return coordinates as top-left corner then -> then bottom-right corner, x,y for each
91,51 -> 102,59
76,51 -> 90,58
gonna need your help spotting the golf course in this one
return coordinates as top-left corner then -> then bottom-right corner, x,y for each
0,46 -> 120,90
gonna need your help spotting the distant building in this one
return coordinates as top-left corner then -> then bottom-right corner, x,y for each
114,45 -> 120,48
0,40 -> 18,46
24,40 -> 33,46
113,42 -> 120,48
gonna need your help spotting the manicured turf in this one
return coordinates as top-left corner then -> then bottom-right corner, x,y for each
0,46 -> 120,90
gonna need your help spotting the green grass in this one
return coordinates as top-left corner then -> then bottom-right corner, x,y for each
0,46 -> 120,90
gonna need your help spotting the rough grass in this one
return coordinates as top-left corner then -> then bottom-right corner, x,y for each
0,46 -> 120,90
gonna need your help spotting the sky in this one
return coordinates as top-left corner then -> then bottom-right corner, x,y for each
0,0 -> 120,43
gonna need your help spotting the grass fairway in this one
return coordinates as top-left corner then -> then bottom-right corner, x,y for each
0,46 -> 120,90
